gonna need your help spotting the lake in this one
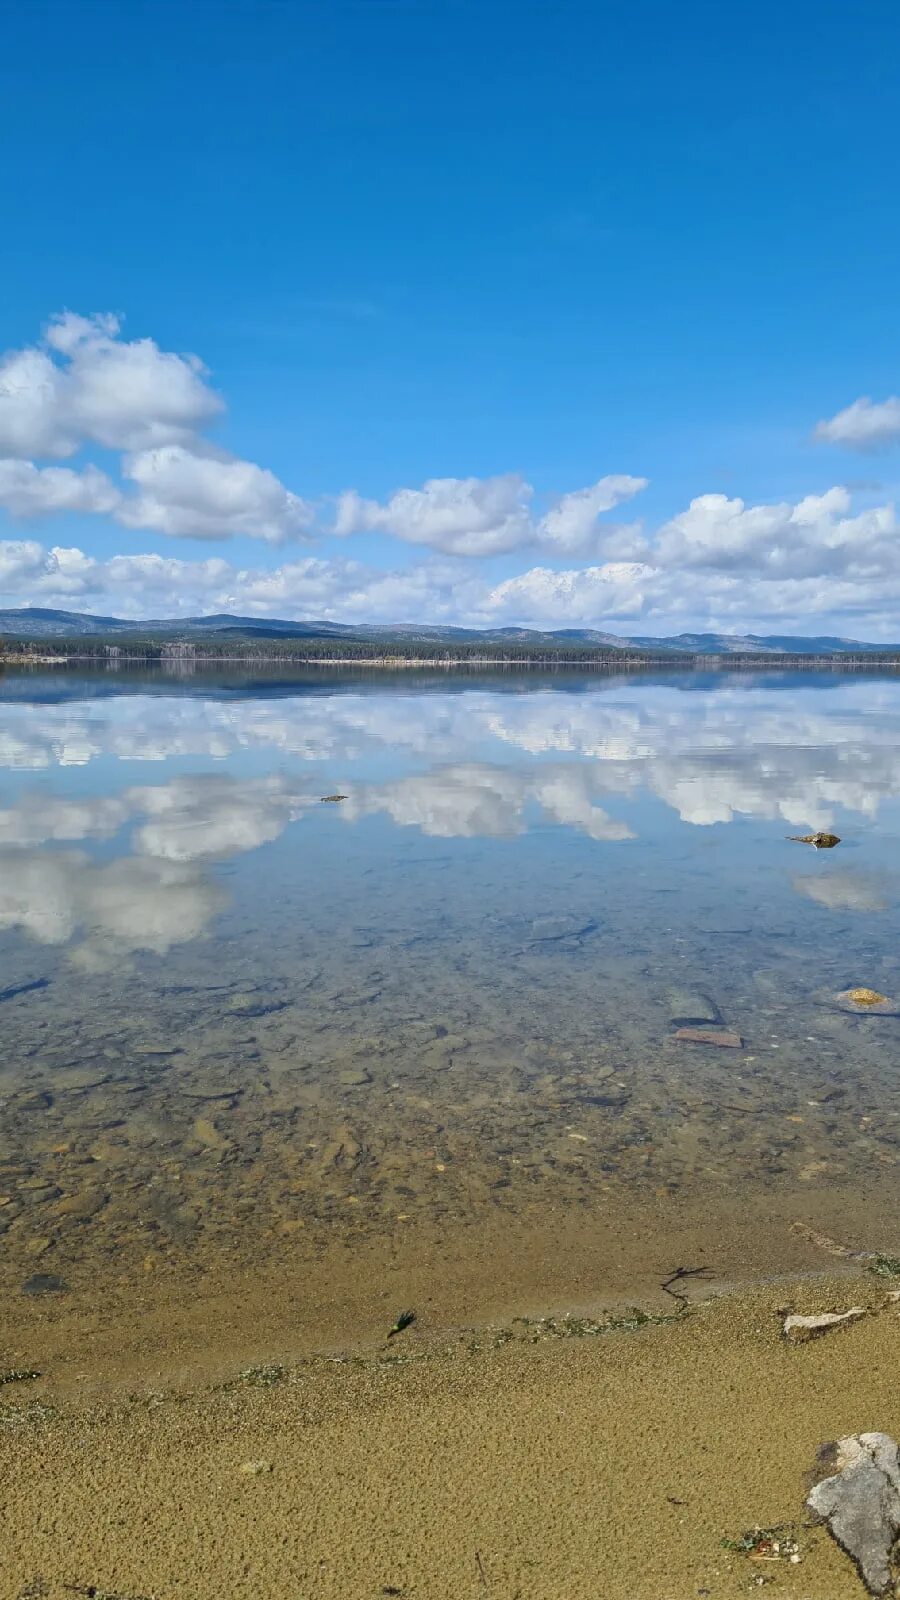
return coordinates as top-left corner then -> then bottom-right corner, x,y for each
1,665 -> 898,1363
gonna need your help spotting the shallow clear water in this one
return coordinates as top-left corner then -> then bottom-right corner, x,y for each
0,665 -> 898,1300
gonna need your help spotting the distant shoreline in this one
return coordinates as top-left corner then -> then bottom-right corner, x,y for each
6,650 -> 900,670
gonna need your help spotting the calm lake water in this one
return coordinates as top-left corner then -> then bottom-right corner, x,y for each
1,666 -> 898,1321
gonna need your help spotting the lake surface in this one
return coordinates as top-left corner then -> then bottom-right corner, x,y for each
1,665 -> 899,1356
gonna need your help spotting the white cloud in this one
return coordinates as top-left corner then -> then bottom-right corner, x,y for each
0,311 -> 222,458
333,473 -> 646,557
0,348 -> 70,458
3,303 -> 900,628
7,510 -> 900,636
486,561 -> 656,623
649,487 -> 900,593
536,476 -> 648,556
0,459 -> 120,519
43,309 -> 223,451
117,445 -> 314,543
334,474 -> 534,556
0,444 -> 313,543
815,396 -> 900,450
0,312 -> 307,545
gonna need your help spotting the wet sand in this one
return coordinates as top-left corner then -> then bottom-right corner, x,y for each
3,1179 -> 899,1391
3,1274 -> 899,1600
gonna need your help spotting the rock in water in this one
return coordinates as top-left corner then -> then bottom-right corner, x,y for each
666,988 -> 721,1025
807,1432 -> 900,1596
21,1273 -> 68,1296
835,989 -> 900,1017
338,1065 -> 372,1087
673,1026 -> 742,1048
787,831 -> 841,848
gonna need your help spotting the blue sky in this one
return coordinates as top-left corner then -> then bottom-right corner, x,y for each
2,0 -> 900,635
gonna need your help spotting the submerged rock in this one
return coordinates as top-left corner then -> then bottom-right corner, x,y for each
54,1187 -> 107,1220
192,1116 -> 229,1149
835,989 -> 900,1017
338,1066 -> 372,1087
21,1273 -> 68,1296
666,988 -> 721,1025
227,992 -> 287,1018
807,1432 -> 900,1596
787,832 -> 841,848
783,1307 -> 866,1342
673,1026 -> 742,1048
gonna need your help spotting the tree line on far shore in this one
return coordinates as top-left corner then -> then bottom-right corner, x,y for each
2,633 -> 900,668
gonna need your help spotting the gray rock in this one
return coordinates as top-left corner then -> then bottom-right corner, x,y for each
666,987 -> 721,1025
227,992 -> 287,1018
21,1273 -> 69,1296
339,1066 -> 372,1087
807,1432 -> 900,1595
783,1307 -> 866,1342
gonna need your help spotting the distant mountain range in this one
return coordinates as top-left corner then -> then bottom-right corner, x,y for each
0,606 -> 896,656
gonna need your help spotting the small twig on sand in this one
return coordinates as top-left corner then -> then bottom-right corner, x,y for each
660,1265 -> 715,1308
475,1549 -> 489,1588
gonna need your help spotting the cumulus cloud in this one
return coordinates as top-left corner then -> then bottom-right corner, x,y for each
334,474 -> 534,557
0,459 -> 120,519
815,396 -> 900,450
0,312 -> 646,555
7,503 -> 900,635
333,473 -> 646,557
653,487 -> 900,577
0,310 -> 222,458
3,307 -> 900,627
537,477 -> 648,556
117,445 -> 313,543
486,561 -> 655,623
0,311 -> 308,544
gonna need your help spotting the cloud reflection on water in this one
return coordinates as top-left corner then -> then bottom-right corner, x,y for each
0,677 -> 898,964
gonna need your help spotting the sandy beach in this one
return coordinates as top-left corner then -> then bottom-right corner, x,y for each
3,1271 -> 899,1600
